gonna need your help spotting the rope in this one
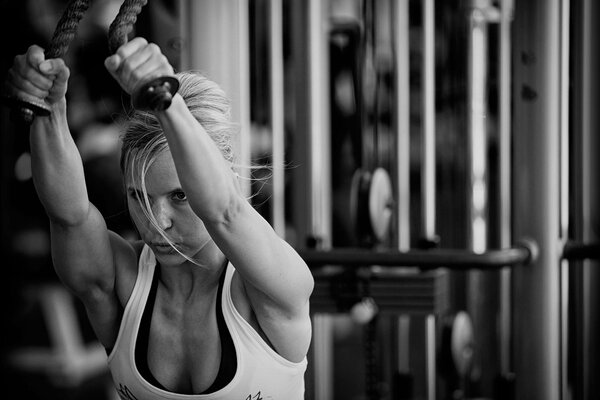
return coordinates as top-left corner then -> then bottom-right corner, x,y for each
108,0 -> 149,54
46,0 -> 91,59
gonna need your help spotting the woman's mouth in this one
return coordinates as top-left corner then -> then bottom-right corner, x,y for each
151,242 -> 177,253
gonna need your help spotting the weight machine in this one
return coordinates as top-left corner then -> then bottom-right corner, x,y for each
178,0 -> 600,399
1,0 -> 598,399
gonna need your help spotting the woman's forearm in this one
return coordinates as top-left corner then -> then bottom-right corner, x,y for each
30,103 -> 91,226
156,94 -> 241,221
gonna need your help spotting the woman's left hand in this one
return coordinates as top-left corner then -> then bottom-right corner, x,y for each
104,37 -> 174,96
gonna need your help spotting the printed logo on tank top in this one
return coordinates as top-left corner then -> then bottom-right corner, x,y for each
246,392 -> 269,400
115,383 -> 270,400
116,383 -> 138,400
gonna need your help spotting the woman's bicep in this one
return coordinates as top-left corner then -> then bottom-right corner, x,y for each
49,203 -> 118,296
49,205 -> 135,348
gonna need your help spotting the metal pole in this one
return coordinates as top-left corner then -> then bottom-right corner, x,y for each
558,1 -> 570,399
392,0 -> 412,385
421,0 -> 436,242
269,0 -> 286,237
307,0 -> 332,247
299,245 -> 533,269
297,1 -> 333,399
498,0 -> 514,379
179,0 -> 252,196
512,0 -> 563,398
570,0 -> 600,398
466,1 -> 497,394
393,0 -> 411,253
421,2 -> 436,398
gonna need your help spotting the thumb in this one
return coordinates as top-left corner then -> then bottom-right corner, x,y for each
38,59 -> 70,82
38,60 -> 53,74
104,54 -> 121,72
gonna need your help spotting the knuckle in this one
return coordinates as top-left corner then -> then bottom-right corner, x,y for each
148,43 -> 160,53
132,37 -> 148,47
116,47 -> 127,60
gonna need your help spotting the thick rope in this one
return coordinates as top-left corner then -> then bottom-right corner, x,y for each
46,0 -> 91,59
1,0 -> 90,124
108,0 -> 149,54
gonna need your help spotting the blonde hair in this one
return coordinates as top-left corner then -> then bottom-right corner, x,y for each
120,71 -> 237,265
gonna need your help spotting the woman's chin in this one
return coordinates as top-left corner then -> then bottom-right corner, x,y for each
152,246 -> 185,265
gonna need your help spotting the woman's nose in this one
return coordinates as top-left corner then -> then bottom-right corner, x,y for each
152,200 -> 173,230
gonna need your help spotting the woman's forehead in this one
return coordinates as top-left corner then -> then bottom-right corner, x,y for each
126,151 -> 181,191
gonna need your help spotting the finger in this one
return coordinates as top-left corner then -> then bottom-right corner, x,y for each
115,37 -> 148,63
25,45 -> 46,69
133,50 -> 174,85
39,58 -> 70,84
4,78 -> 49,104
12,53 -> 53,92
120,43 -> 169,89
7,65 -> 51,99
104,53 -> 122,74
104,38 -> 149,75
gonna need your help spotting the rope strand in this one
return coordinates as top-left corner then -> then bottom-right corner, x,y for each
46,0 -> 91,59
108,0 -> 149,54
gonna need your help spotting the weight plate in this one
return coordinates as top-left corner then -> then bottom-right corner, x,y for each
368,167 -> 393,242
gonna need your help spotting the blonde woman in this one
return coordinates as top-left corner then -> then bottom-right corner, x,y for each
6,37 -> 313,399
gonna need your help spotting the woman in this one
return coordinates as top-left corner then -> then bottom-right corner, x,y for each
6,37 -> 313,399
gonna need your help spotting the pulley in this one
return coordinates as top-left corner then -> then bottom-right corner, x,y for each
350,167 -> 394,245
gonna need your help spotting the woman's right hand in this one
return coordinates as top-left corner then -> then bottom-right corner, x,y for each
5,45 -> 70,112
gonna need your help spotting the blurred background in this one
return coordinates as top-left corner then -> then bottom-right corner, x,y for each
0,0 -> 598,399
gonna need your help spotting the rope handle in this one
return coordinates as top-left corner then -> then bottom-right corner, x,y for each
108,0 -> 179,111
1,0 -> 91,125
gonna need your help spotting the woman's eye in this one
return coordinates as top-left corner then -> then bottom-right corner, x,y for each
173,191 -> 187,201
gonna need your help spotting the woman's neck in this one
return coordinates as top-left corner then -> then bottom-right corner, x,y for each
157,245 -> 227,302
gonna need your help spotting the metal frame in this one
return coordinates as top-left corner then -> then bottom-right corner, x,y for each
178,0 -> 252,195
512,1 -> 564,399
300,244 -> 534,269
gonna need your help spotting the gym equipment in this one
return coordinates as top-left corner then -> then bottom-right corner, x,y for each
108,0 -> 179,111
300,240 -> 536,270
342,0 -> 394,247
1,0 -> 91,124
438,311 -> 475,398
350,167 -> 394,245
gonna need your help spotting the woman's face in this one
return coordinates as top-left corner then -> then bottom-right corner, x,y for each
126,150 -> 211,267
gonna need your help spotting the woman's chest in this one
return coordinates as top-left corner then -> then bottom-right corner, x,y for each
144,307 -> 223,393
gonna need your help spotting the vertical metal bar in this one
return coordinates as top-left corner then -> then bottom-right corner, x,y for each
466,2 -> 499,393
426,315 -> 436,400
558,1 -> 570,399
422,2 -> 436,399
512,0 -> 563,398
307,0 -> 332,247
583,2 -> 600,397
498,0 -> 514,377
179,0 -> 252,196
269,0 -> 286,237
392,0 -> 412,382
306,1 -> 332,399
393,0 -> 411,252
422,0 -> 436,241
467,5 -> 488,255
572,1 -> 600,398
312,313 -> 334,400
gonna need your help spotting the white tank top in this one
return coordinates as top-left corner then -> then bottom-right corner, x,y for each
107,245 -> 307,400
